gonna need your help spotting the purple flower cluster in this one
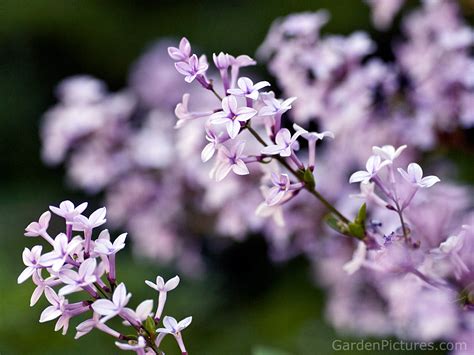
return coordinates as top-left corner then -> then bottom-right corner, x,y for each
20,201 -> 191,354
37,1 -> 474,352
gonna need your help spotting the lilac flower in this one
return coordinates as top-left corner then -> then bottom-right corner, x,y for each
201,127 -> 223,162
213,52 -> 232,70
398,163 -> 440,188
94,232 -> 127,255
157,315 -> 192,335
30,271 -> 60,306
40,287 -> 65,323
115,336 -> 146,352
73,207 -> 107,231
261,128 -> 302,157
145,275 -> 179,320
211,141 -> 249,181
349,155 -> 390,184
256,186 -> 285,227
58,258 -> 97,296
372,144 -> 407,163
266,173 -> 303,206
175,93 -> 214,128
168,37 -> 191,61
49,200 -> 87,224
174,54 -> 209,83
227,77 -> 270,101
39,233 -> 82,272
156,316 -> 192,354
24,211 -> 51,238
18,246 -> 43,284
293,124 -> 334,168
123,300 -> 154,325
92,283 -> 131,323
259,95 -> 297,117
75,312 -> 121,339
209,95 -> 257,139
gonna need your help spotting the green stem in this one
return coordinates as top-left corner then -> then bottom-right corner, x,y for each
245,124 -> 350,224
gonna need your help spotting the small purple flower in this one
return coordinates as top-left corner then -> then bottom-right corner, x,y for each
92,283 -> 131,323
175,93 -> 214,128
212,141 -> 250,181
58,258 -> 97,296
349,155 -> 390,184
40,234 -> 82,272
261,128 -> 302,157
25,211 -> 51,238
168,37 -> 191,61
174,54 -> 209,83
157,315 -> 192,335
201,127 -> 224,162
49,200 -> 88,224
210,95 -> 257,139
227,77 -> 270,101
123,299 -> 154,326
372,144 -> 407,163
40,287 -> 66,323
259,96 -> 297,117
266,173 -> 302,206
213,52 -> 232,70
398,163 -> 440,188
73,207 -> 107,231
156,316 -> 192,354
30,271 -> 60,306
18,246 -> 43,284
94,232 -> 127,256
145,275 -> 180,320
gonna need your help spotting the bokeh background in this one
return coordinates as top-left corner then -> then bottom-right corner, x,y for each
1,1 -> 473,354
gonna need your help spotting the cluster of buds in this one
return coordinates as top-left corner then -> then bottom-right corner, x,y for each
19,200 -> 191,354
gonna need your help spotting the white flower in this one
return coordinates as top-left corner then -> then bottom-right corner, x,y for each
349,155 -> 390,184
92,283 -> 131,323
372,144 -> 407,163
397,163 -> 440,188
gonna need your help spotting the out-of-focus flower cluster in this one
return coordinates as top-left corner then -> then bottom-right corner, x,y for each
20,201 -> 191,354
38,0 -> 473,352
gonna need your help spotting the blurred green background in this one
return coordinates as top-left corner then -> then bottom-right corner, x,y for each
0,1 -> 472,354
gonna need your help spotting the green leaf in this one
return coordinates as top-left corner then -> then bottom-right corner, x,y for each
348,222 -> 365,239
324,214 -> 349,235
144,316 -> 156,336
356,203 -> 366,224
303,168 -> 315,190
